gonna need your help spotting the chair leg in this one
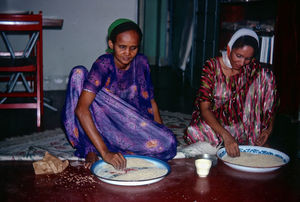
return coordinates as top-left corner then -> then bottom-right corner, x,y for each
37,103 -> 41,128
37,77 -> 42,128
0,73 -> 21,104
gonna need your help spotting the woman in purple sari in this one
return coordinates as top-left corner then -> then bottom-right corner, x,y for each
62,19 -> 176,169
184,28 -> 279,157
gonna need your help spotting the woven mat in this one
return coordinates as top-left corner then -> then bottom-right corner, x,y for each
0,111 -> 192,161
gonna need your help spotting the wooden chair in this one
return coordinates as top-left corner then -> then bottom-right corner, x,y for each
0,11 -> 43,128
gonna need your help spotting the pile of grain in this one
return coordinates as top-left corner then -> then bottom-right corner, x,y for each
97,158 -> 168,181
34,165 -> 99,191
223,152 -> 284,167
53,167 -> 99,190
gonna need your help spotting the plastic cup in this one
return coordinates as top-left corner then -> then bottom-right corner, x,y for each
195,159 -> 212,177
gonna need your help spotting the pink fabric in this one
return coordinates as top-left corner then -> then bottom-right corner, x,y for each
184,58 -> 279,146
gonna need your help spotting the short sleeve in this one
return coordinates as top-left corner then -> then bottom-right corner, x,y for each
194,59 -> 216,106
83,55 -> 111,94
134,54 -> 154,101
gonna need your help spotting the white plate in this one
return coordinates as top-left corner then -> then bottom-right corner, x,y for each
91,155 -> 171,186
217,146 -> 290,173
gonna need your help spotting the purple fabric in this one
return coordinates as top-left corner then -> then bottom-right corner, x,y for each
84,53 -> 155,119
62,54 -> 176,161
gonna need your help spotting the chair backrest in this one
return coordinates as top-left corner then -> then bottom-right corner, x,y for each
0,12 -> 43,59
0,12 -> 42,31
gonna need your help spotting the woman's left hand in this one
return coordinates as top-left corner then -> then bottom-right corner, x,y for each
256,115 -> 275,146
84,152 -> 99,169
255,129 -> 271,146
151,99 -> 163,124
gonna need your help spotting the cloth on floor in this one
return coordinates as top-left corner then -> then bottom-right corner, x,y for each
1,110 -> 223,160
0,128 -> 76,161
175,141 -> 221,159
0,111 -> 194,161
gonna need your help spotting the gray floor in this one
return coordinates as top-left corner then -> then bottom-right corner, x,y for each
0,67 -> 299,160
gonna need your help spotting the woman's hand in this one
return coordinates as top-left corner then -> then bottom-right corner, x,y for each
151,99 -> 163,124
102,151 -> 126,170
199,101 -> 240,157
84,152 -> 99,169
256,115 -> 275,146
255,129 -> 271,146
223,133 -> 240,157
76,91 -> 126,170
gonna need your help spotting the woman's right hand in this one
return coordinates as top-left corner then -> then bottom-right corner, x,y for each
76,91 -> 126,170
199,101 -> 240,157
102,151 -> 126,170
223,133 -> 240,157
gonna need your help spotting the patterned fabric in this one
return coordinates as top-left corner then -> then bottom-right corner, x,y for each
184,58 -> 279,146
62,54 -> 177,161
0,111 -> 190,161
83,53 -> 154,119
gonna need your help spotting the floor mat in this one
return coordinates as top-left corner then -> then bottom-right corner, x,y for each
0,111 -> 191,161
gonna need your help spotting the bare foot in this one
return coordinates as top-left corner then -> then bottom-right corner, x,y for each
84,152 -> 99,169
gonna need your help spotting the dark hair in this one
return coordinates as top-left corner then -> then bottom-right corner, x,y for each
109,21 -> 143,43
232,36 -> 259,56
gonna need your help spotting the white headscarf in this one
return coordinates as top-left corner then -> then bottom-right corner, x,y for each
221,28 -> 259,69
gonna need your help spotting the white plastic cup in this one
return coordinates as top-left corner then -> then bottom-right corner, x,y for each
195,159 -> 212,177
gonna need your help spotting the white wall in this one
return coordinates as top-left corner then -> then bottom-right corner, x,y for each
1,0 -> 138,90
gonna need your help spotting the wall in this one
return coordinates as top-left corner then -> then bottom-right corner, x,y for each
1,0 -> 138,90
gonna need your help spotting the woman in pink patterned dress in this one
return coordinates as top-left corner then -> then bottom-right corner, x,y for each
184,28 -> 279,157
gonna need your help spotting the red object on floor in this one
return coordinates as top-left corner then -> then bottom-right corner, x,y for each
1,158 -> 299,201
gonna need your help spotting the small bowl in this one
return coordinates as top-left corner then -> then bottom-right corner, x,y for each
194,154 -> 218,166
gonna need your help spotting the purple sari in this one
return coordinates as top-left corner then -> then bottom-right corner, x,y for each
62,54 -> 176,161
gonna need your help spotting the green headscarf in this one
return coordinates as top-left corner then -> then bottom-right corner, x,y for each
106,18 -> 135,53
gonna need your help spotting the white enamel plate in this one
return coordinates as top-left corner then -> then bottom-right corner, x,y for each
91,155 -> 171,186
217,146 -> 290,173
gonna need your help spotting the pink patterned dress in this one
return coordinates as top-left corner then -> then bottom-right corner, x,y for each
184,58 -> 279,146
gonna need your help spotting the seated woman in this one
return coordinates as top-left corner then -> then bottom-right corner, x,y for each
62,19 -> 177,169
184,28 -> 279,157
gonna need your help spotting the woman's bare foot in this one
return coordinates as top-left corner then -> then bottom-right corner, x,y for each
84,152 -> 99,169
